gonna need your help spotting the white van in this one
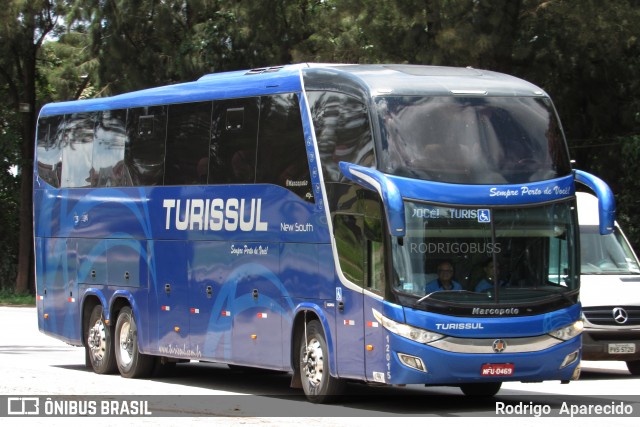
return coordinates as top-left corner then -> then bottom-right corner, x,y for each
577,192 -> 640,374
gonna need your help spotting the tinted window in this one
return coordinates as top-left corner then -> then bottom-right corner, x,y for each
165,102 -> 212,185
126,106 -> 167,186
209,98 -> 259,184
61,112 -> 96,188
334,214 -> 365,286
307,91 -> 374,183
93,109 -> 129,187
257,94 -> 313,202
36,115 -> 64,187
375,96 -> 571,184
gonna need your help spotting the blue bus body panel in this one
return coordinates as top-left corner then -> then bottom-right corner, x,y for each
34,185 -> 329,243
34,178 -> 335,366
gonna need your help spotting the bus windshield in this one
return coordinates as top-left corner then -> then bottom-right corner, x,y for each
375,96 -> 571,184
392,199 -> 577,305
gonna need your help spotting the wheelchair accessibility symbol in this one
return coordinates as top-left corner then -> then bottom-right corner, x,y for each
478,209 -> 491,223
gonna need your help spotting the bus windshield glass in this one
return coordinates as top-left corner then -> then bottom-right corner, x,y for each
375,96 -> 571,184
392,199 -> 577,305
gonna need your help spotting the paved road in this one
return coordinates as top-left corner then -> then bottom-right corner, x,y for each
1,306 -> 639,425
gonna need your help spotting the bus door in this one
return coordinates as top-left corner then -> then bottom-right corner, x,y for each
154,241 -> 190,355
333,194 -> 387,380
333,214 -> 366,379
362,234 -> 388,384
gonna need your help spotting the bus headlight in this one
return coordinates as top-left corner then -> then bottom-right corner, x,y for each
372,309 -> 443,344
548,320 -> 583,341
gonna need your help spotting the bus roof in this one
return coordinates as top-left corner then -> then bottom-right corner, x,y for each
39,63 -> 549,117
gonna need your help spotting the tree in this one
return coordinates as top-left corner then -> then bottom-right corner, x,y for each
0,0 -> 65,293
511,0 -> 640,247
39,30 -> 99,100
0,104 -> 20,288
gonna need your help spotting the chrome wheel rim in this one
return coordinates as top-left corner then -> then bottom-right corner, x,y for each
88,319 -> 107,361
118,318 -> 133,367
303,338 -> 324,386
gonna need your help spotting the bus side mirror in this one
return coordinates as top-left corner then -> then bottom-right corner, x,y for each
574,169 -> 615,235
339,162 -> 406,237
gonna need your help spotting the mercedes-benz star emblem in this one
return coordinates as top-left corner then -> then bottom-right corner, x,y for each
492,339 -> 507,353
612,307 -> 629,324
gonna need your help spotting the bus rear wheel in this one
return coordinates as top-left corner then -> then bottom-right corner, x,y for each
86,305 -> 117,374
460,382 -> 502,397
114,307 -> 154,378
299,320 -> 345,403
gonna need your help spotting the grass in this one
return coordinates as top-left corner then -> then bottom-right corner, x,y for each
0,289 -> 36,306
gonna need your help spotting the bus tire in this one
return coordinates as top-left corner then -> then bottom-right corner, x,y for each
626,360 -> 640,375
460,382 -> 502,397
86,305 -> 117,374
114,306 -> 154,378
299,320 -> 345,403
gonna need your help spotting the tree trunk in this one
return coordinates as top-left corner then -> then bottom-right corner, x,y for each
15,145 -> 34,295
15,42 -> 37,295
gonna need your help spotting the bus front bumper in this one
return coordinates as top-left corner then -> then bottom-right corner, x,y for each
384,334 -> 581,385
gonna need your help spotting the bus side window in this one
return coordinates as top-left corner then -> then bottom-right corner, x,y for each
126,106 -> 167,186
334,214 -> 365,287
36,115 -> 64,188
61,112 -> 96,188
307,91 -> 375,184
93,109 -> 129,187
365,216 -> 386,295
209,98 -> 259,184
165,102 -> 212,185
256,94 -> 314,202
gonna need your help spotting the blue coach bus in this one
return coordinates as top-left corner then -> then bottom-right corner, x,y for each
33,63 -> 615,402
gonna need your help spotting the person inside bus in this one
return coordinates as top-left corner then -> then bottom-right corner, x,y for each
475,258 -> 507,292
425,261 -> 463,293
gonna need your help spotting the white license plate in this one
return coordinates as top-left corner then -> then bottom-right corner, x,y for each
608,343 -> 636,354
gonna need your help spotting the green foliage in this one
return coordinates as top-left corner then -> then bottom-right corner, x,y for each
2,0 -> 640,288
0,105 -> 20,289
513,1 -> 640,159
39,31 -> 99,101
0,0 -> 67,291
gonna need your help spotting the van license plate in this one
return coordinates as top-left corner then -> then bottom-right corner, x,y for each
481,363 -> 514,376
608,343 -> 635,354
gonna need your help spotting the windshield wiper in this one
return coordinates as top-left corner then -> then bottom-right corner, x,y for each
417,290 -> 476,303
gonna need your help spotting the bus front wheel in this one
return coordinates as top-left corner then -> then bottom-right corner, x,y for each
299,320 -> 345,403
86,305 -> 117,374
114,307 -> 154,378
